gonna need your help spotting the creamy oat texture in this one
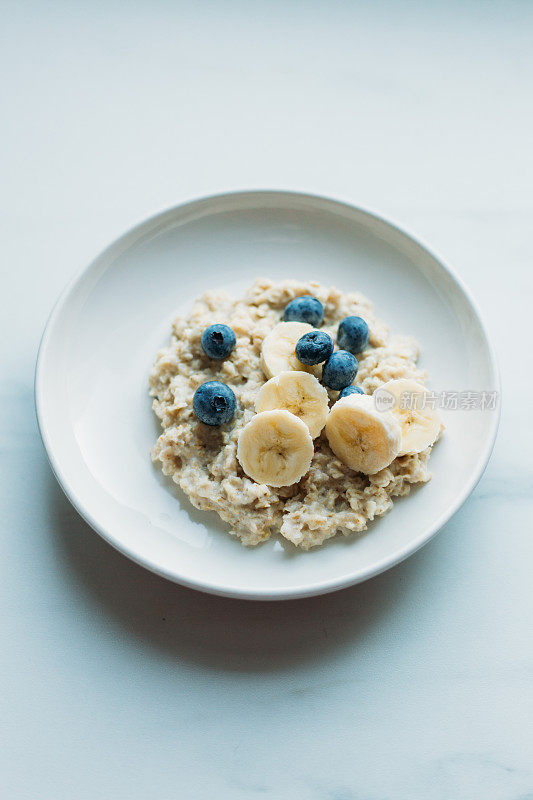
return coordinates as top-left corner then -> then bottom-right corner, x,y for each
150,279 -> 434,549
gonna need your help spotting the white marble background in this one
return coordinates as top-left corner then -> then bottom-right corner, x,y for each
1,1 -> 532,798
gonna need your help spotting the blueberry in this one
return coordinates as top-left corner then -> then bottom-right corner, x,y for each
295,330 -> 334,365
201,324 -> 236,360
337,316 -> 370,354
283,296 -> 324,326
193,381 -> 237,426
322,350 -> 359,390
338,385 -> 365,400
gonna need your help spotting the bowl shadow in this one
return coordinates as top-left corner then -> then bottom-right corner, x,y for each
44,462 -> 442,674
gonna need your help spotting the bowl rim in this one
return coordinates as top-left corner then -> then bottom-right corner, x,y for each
35,189 -> 501,600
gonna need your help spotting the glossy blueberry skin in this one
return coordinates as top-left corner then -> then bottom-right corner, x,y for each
338,385 -> 365,400
295,330 -> 334,365
201,324 -> 236,360
283,295 -> 324,327
193,381 -> 237,426
337,316 -> 370,354
321,350 -> 359,391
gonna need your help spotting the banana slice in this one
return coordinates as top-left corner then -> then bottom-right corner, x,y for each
376,379 -> 441,455
325,393 -> 401,475
261,321 -> 321,379
255,371 -> 329,439
237,409 -> 314,487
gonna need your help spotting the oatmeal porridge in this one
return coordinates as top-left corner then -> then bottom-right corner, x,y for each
150,278 -> 442,548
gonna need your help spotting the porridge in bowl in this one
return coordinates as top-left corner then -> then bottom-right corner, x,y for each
150,279 -> 442,548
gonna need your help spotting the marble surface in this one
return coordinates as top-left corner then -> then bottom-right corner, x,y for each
1,1 -> 532,797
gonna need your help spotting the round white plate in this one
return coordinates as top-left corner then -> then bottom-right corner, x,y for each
36,191 -> 500,600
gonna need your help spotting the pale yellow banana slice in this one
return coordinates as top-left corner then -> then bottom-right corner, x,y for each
376,378 -> 441,455
255,371 -> 329,438
237,409 -> 314,487
325,393 -> 401,475
261,321 -> 321,379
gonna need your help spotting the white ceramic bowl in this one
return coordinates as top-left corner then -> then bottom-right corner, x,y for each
36,191 -> 500,600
